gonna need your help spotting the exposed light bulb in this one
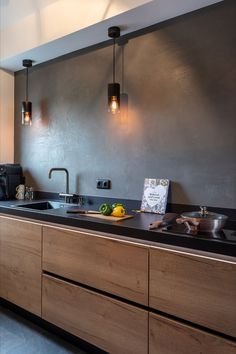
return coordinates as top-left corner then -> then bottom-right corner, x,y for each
110,96 -> 119,114
24,112 -> 31,123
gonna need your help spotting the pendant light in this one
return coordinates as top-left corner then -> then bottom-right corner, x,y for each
108,26 -> 120,114
22,59 -> 33,126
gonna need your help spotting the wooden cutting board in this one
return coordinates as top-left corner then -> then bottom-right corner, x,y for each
81,213 -> 134,222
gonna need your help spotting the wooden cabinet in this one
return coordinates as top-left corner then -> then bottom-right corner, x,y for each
0,216 -> 42,316
149,247 -> 236,337
42,274 -> 148,354
1,213 -> 235,354
149,312 -> 236,354
43,225 -> 148,305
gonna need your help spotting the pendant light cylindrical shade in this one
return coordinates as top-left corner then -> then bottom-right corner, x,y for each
108,26 -> 120,114
108,83 -> 120,114
22,59 -> 33,126
21,101 -> 32,126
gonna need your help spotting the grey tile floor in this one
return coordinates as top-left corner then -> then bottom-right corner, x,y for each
0,306 -> 88,354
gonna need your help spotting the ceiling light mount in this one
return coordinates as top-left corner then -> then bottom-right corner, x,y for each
22,59 -> 33,68
108,26 -> 120,39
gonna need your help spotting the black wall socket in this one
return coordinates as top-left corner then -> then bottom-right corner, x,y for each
96,179 -> 111,189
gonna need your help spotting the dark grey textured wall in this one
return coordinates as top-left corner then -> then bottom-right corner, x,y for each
14,1 -> 236,208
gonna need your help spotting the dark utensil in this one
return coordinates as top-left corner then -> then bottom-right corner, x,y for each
149,213 -> 178,230
66,209 -> 100,214
179,206 -> 228,233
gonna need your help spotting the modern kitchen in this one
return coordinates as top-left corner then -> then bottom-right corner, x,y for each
0,0 -> 235,353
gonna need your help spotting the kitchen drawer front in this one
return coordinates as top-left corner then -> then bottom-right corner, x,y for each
42,225 -> 148,305
42,274 -> 148,354
0,216 -> 42,316
149,248 -> 236,337
149,312 -> 236,354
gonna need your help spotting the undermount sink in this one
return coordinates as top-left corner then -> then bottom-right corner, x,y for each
16,201 -> 69,210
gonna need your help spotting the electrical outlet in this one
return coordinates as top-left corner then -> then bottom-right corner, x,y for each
96,179 -> 111,189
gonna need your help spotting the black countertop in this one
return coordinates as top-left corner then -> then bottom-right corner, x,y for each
0,199 -> 236,258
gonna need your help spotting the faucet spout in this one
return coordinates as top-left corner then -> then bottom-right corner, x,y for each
48,168 -> 69,194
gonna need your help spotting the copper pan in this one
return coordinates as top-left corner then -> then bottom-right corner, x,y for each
176,206 -> 228,233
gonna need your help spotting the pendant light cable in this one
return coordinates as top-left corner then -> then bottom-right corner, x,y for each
113,38 -> 116,83
26,67 -> 29,102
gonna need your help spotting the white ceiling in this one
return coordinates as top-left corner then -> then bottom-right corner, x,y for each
0,0 -> 222,72
0,0 -> 57,30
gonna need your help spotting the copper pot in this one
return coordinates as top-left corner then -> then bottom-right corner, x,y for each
176,206 -> 228,233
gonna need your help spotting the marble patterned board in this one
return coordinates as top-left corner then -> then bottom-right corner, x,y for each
141,178 -> 169,214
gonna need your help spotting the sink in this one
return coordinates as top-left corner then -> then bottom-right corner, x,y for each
16,201 -> 70,210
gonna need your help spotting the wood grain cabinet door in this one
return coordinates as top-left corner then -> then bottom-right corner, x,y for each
149,248 -> 236,337
42,225 -> 148,305
42,274 -> 148,354
149,312 -> 236,354
0,216 -> 42,316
